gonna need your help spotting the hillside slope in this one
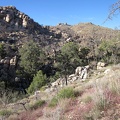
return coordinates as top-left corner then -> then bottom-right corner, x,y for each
1,64 -> 119,120
0,6 -> 120,53
0,6 -> 120,120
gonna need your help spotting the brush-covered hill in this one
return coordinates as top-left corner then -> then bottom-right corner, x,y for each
0,6 -> 120,120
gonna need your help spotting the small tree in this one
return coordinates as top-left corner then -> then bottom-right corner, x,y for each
27,70 -> 47,94
98,40 -> 112,62
56,42 -> 81,85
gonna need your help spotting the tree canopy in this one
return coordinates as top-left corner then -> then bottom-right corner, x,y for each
19,40 -> 45,78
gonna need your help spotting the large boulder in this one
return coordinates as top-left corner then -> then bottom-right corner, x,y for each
75,66 -> 82,76
75,65 -> 89,80
97,62 -> 106,70
10,56 -> 17,66
5,14 -> 13,22
22,17 -> 28,28
80,66 -> 89,80
68,74 -> 78,83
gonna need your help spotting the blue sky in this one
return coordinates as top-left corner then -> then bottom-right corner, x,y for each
0,0 -> 120,29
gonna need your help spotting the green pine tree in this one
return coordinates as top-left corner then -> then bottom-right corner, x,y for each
27,70 -> 47,94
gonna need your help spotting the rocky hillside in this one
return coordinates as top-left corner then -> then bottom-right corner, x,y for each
0,6 -> 120,82
0,6 -> 120,53
1,64 -> 120,120
0,6 -> 41,31
0,6 -> 120,120
0,6 -> 53,51
50,22 -> 120,49
0,5 -> 120,90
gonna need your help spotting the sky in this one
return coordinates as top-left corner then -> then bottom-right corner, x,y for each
0,0 -> 120,29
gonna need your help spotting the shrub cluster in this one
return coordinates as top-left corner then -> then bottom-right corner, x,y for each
49,87 -> 78,107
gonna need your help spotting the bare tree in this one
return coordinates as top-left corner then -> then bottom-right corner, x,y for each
108,0 -> 120,19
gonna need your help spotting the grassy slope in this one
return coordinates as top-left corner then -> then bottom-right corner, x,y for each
5,64 -> 120,120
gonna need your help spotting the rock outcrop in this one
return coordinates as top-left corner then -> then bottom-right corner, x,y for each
0,6 -> 42,30
97,62 -> 106,70
0,56 -> 17,81
0,6 -> 53,48
48,65 -> 90,92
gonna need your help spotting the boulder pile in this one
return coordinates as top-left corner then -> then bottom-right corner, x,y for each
47,65 -> 90,92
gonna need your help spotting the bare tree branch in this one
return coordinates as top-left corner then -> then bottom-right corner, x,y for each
104,0 -> 120,23
108,0 -> 120,19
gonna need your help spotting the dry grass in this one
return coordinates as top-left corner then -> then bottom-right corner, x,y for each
4,64 -> 120,120
64,64 -> 120,120
7,114 -> 18,120
83,64 -> 120,119
16,107 -> 44,120
43,98 -> 70,120
80,92 -> 93,104
64,101 -> 94,120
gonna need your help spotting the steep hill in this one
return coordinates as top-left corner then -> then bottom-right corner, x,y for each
50,22 -> 120,48
72,22 -> 119,40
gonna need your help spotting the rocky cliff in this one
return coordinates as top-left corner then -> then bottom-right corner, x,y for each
0,6 -> 43,32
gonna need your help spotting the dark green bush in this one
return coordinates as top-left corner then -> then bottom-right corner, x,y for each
57,87 -> 75,99
48,97 -> 58,107
0,43 -> 6,58
49,72 -> 61,83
